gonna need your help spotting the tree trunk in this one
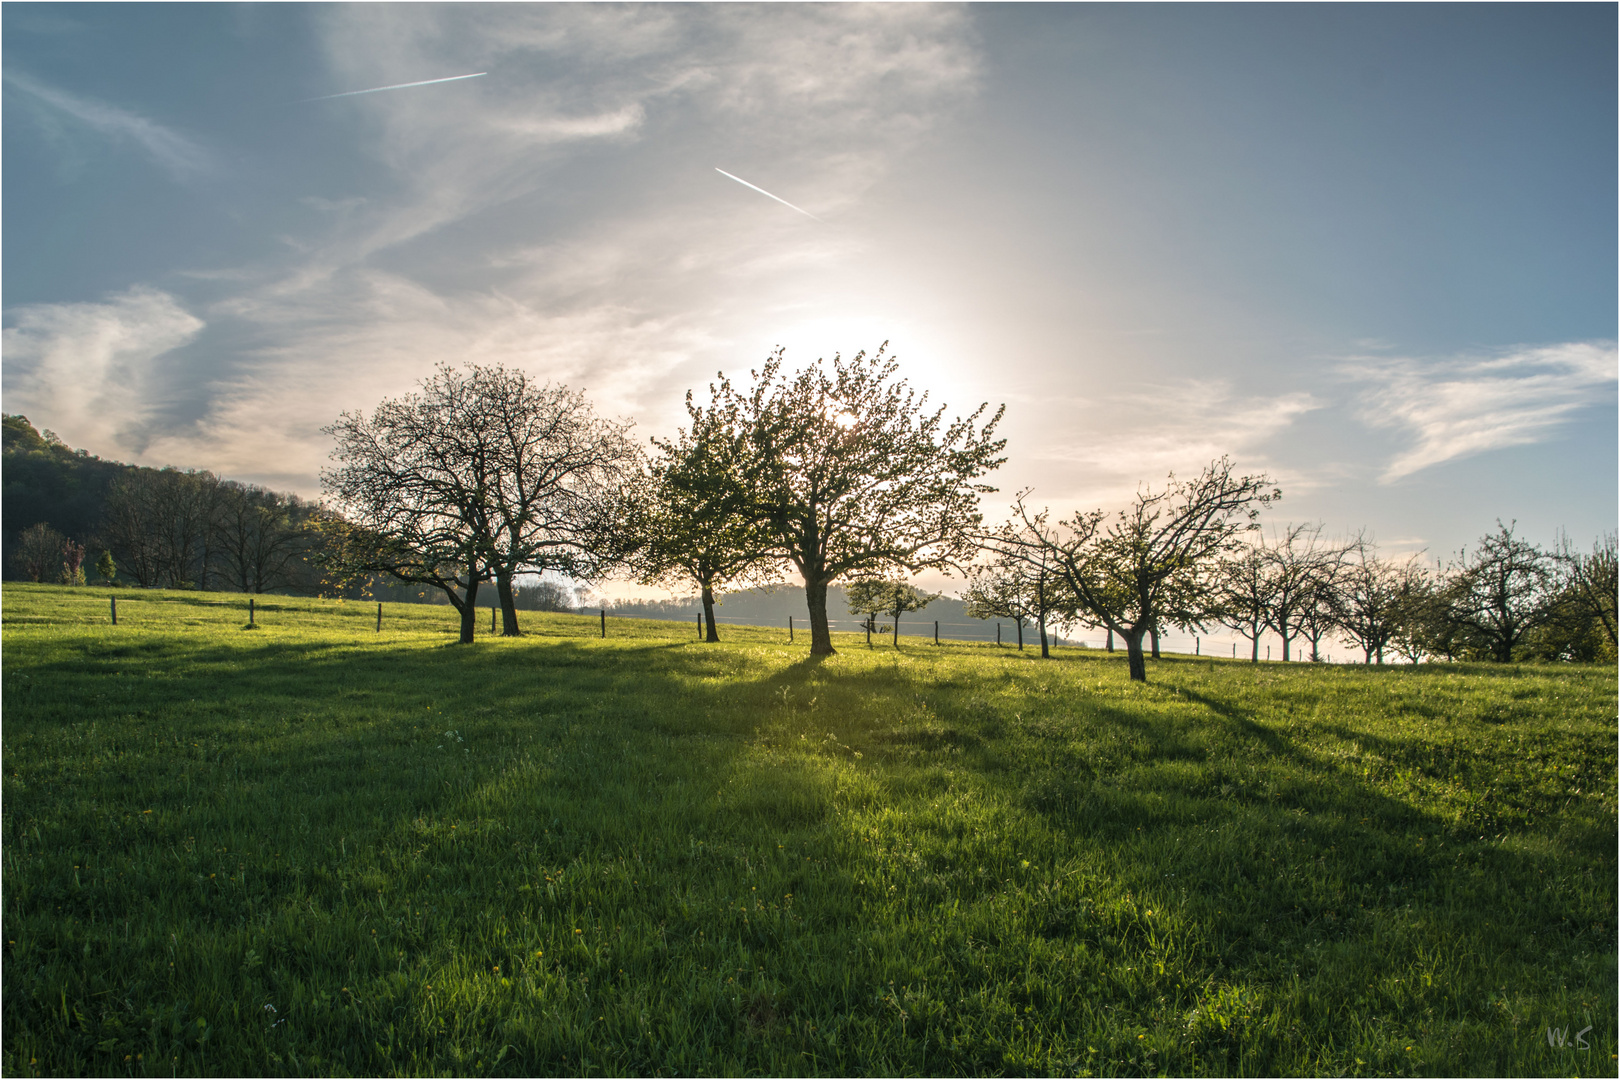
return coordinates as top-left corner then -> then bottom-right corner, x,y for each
805,576 -> 836,655
1123,627 -> 1148,682
1150,626 -> 1161,659
460,578 -> 480,644
1252,633 -> 1260,663
1017,618 -> 1024,650
892,610 -> 901,647
1038,614 -> 1049,658
1106,628 -> 1114,652
496,568 -> 521,636
1280,634 -> 1291,661
701,583 -> 720,642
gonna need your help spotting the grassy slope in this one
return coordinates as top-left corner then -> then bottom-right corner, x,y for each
2,584 -> 1615,1078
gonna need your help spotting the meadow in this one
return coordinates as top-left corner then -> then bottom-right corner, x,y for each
2,583 -> 1615,1077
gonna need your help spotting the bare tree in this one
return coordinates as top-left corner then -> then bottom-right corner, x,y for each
966,510 -> 1076,657
323,382 -> 500,644
997,458 -> 1277,682
1337,538 -> 1427,664
720,345 -> 1005,656
213,483 -> 315,593
467,365 -> 638,636
1217,543 -> 1272,662
15,523 -> 66,582
1556,530 -> 1618,649
1257,523 -> 1342,661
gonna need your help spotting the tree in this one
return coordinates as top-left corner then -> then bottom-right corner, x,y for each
463,365 -> 637,636
15,523 -> 66,582
965,510 -> 1076,657
212,482 -> 315,594
95,549 -> 118,586
1257,523 -> 1340,662
323,381 -> 500,644
622,388 -> 781,642
1217,543 -> 1272,663
846,579 -> 938,646
1336,539 -> 1427,664
997,458 -> 1277,682
719,346 -> 1005,655
1444,521 -> 1556,663
60,539 -> 87,586
1556,530 -> 1618,651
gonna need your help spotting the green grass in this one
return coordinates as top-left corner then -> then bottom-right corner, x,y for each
3,583 -> 1615,1077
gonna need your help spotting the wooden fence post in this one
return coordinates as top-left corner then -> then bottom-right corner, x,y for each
697,612 -> 702,639
249,597 -> 255,626
866,619 -> 872,648
788,615 -> 793,643
996,623 -> 1000,646
376,602 -> 382,632
1195,636 -> 1200,656
934,620 -> 939,645
110,597 -> 117,625
600,609 -> 606,638
492,604 -> 496,633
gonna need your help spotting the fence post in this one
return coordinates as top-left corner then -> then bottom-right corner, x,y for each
492,604 -> 497,633
1195,636 -> 1200,656
788,615 -> 793,644
1233,642 -> 1236,658
249,597 -> 255,626
697,612 -> 702,639
866,619 -> 872,648
935,620 -> 939,645
110,597 -> 117,625
996,623 -> 1001,646
377,602 -> 383,632
600,609 -> 606,638
1267,645 -> 1271,661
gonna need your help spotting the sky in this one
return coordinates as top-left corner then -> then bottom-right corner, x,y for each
4,3 -> 1616,632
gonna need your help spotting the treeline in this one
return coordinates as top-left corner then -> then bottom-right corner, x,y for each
5,415 -> 325,593
966,519 -> 1617,668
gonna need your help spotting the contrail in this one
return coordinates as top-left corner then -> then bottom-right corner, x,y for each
715,168 -> 822,222
303,72 -> 487,102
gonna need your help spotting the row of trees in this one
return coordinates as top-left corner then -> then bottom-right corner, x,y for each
966,517 -> 1618,670
320,352 -> 1614,679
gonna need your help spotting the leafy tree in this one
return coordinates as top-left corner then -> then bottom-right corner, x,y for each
999,458 -> 1276,682
718,345 -> 1005,655
1443,522 -> 1556,663
95,549 -> 118,586
846,579 -> 938,646
623,389 -> 781,642
15,522 -> 66,582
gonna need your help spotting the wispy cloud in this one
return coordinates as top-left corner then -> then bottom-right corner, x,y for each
1035,381 -> 1319,507
1351,342 -> 1618,482
4,72 -> 214,181
1,288 -> 206,457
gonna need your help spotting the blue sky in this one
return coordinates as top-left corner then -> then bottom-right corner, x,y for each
4,4 -> 1615,605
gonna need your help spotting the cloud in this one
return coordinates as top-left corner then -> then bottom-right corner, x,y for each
1034,380 -> 1319,506
1351,342 -> 1618,482
2,288 -> 205,457
4,72 -> 214,181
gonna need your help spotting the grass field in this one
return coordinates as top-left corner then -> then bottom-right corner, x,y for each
2,583 -> 1615,1077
